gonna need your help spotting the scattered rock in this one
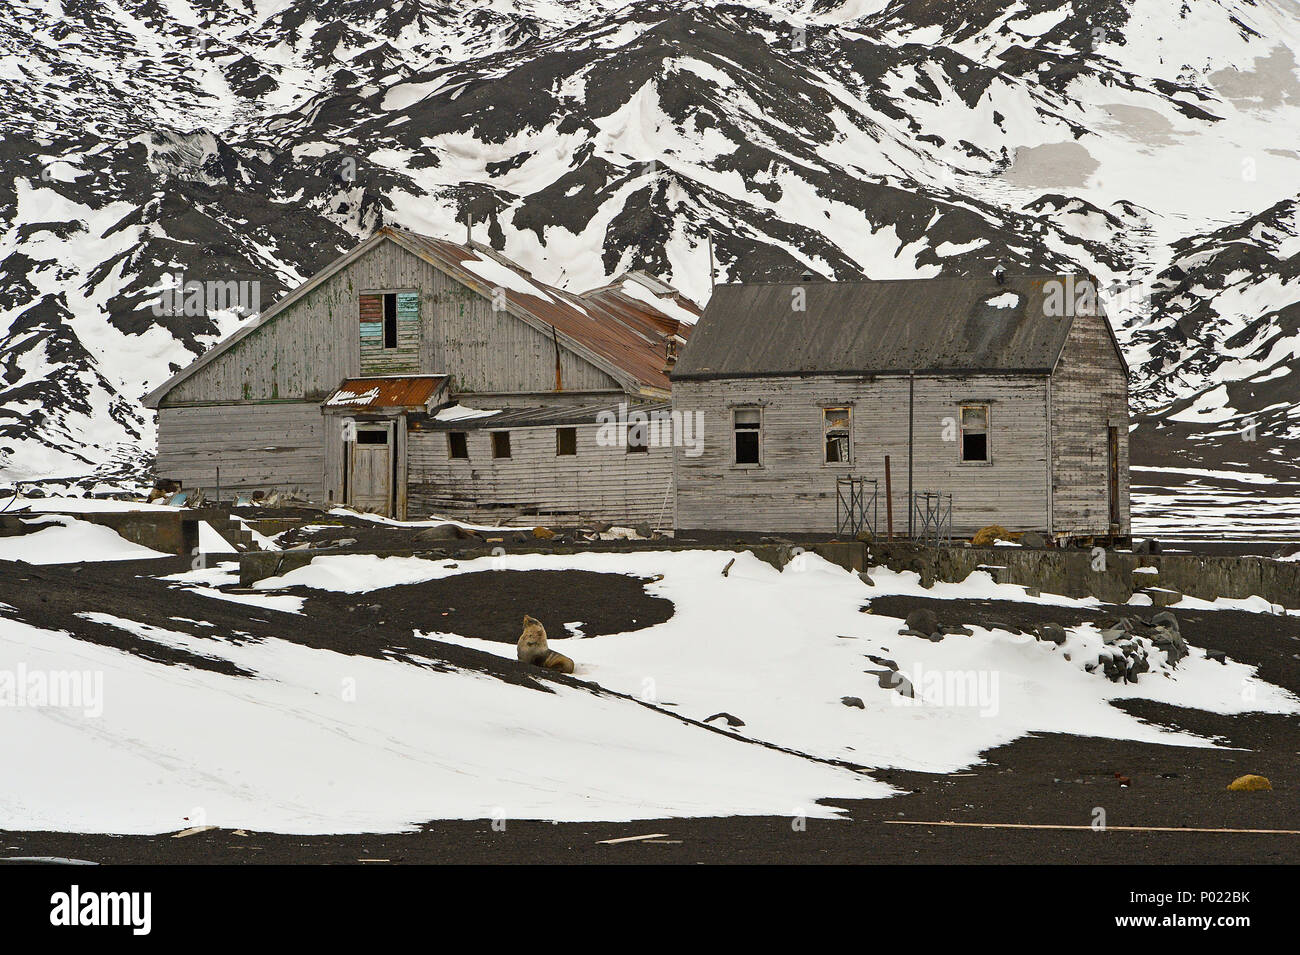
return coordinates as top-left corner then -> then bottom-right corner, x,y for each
1034,622 -> 1067,645
855,529 -> 873,543
634,522 -> 653,539
1019,531 -> 1046,549
1227,774 -> 1272,792
704,712 -> 745,728
840,696 -> 865,709
857,571 -> 874,587
1133,538 -> 1161,555
1205,649 -> 1228,664
1150,610 -> 1179,633
900,608 -> 941,640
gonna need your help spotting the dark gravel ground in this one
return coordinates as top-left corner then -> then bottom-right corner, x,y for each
1,553 -> 1298,864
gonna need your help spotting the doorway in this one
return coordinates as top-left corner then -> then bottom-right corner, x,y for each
1107,425 -> 1120,529
349,424 -> 393,516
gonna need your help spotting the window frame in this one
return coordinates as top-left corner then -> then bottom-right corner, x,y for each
821,406 -> 853,466
958,404 -> 991,464
732,406 -> 762,468
447,431 -> 468,460
556,427 -> 577,457
490,431 -> 512,459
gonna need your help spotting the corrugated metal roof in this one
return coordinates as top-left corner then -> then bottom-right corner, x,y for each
416,400 -> 672,430
672,275 -> 1116,380
323,375 -> 448,409
388,229 -> 692,394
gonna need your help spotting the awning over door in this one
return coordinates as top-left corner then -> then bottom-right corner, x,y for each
322,375 -> 449,412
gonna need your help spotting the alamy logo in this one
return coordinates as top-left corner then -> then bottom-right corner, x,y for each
596,402 -> 704,457
1039,276 -> 1097,318
151,272 -> 260,318
0,665 -> 102,717
50,886 -> 151,935
890,663 -> 1000,716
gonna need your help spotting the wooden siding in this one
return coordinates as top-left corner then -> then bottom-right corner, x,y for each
672,374 -> 1051,536
407,422 -> 673,526
161,236 -> 619,406
155,402 -> 325,499
1050,310 -> 1131,535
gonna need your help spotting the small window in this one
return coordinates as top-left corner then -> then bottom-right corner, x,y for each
823,407 -> 851,464
356,429 -> 388,445
960,405 -> 989,462
556,427 -> 577,456
734,407 -> 760,465
448,432 -> 468,459
382,293 -> 397,349
627,421 -> 649,454
491,431 -> 511,459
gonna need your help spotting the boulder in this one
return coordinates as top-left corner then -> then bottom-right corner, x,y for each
1133,538 -> 1161,555
1034,622 -> 1068,645
1019,531 -> 1047,549
857,571 -> 874,587
840,696 -> 865,709
1150,610 -> 1180,633
900,608 -> 941,640
1227,774 -> 1272,792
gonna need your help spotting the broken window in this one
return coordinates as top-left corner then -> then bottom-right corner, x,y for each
960,405 -> 989,462
626,421 -> 649,453
448,432 -> 468,459
734,407 -> 761,465
491,431 -> 511,459
556,427 -> 577,456
823,407 -> 851,464
382,293 -> 398,349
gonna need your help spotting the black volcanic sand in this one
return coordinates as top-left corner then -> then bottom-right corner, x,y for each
300,568 -> 674,642
1,557 -> 1299,863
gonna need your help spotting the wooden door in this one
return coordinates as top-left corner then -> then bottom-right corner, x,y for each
349,426 -> 392,515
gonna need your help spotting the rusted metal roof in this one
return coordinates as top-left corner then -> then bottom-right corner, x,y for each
414,400 -> 672,431
388,229 -> 692,395
672,275 -> 1122,380
323,375 -> 448,410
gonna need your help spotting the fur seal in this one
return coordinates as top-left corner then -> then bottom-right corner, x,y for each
517,615 -> 574,674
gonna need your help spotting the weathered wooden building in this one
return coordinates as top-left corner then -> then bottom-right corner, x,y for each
144,227 -> 696,524
670,274 -> 1130,541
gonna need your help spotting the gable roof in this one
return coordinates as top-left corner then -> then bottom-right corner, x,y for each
144,227 -> 696,407
671,274 -> 1126,381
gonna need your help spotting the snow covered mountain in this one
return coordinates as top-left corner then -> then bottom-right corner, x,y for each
3,0 -> 1300,487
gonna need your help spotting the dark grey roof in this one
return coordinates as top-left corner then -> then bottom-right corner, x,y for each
416,401 -> 671,430
672,275 -> 1116,380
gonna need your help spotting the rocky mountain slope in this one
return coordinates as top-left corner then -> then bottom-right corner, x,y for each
2,0 -> 1299,487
